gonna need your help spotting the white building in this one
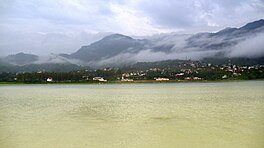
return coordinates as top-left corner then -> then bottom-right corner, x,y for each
47,77 -> 53,82
193,77 -> 202,80
176,73 -> 184,76
155,77 -> 169,81
222,75 -> 228,79
121,77 -> 134,82
93,77 -> 107,82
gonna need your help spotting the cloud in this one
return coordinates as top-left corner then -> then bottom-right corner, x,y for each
226,33 -> 264,58
133,0 -> 264,32
0,0 -> 263,56
0,27 -> 111,56
92,27 -> 264,67
93,48 -> 219,67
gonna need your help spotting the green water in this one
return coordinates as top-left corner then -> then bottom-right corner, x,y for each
0,81 -> 264,148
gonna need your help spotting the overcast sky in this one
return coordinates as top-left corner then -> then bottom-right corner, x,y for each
0,0 -> 264,56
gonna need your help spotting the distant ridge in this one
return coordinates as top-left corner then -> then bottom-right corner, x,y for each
68,33 -> 147,62
2,19 -> 264,68
3,52 -> 39,65
240,19 -> 264,30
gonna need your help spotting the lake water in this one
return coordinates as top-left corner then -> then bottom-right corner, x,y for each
0,81 -> 264,148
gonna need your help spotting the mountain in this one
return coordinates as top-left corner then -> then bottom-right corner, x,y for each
240,19 -> 264,31
0,62 -> 90,73
3,52 -> 39,65
67,34 -> 148,62
1,19 -> 264,70
185,19 -> 264,51
65,19 -> 264,66
0,53 -> 88,72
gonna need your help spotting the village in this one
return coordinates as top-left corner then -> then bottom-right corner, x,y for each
0,60 -> 263,83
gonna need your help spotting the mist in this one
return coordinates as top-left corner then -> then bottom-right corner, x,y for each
1,0 -> 264,56
92,29 -> 264,67
226,33 -> 264,58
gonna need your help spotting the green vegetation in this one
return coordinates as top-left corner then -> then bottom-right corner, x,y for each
0,59 -> 263,84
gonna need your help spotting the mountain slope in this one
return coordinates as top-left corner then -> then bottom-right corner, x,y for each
185,19 -> 264,51
2,19 -> 264,69
69,34 -> 148,62
3,52 -> 39,65
67,19 -> 264,65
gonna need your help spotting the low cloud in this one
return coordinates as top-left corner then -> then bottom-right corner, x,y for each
226,33 -> 264,58
1,0 -> 264,56
94,49 -> 219,67
34,54 -> 84,65
93,30 -> 264,67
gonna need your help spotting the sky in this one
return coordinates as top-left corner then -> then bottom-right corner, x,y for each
0,0 -> 264,56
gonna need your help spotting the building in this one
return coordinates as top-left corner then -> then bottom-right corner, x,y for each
193,77 -> 202,80
176,73 -> 184,76
93,77 -> 107,82
47,77 -> 53,82
222,75 -> 228,79
121,77 -> 134,82
155,77 -> 169,81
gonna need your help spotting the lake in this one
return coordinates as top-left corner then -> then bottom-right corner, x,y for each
0,81 -> 264,148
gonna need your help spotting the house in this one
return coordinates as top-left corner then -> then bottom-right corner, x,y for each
121,77 -> 134,82
176,73 -> 184,76
47,77 -> 53,82
93,77 -> 107,82
193,77 -> 202,80
222,75 -> 228,79
155,77 -> 169,81
184,77 -> 191,80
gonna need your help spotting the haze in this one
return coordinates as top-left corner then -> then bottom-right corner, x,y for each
1,0 -> 264,56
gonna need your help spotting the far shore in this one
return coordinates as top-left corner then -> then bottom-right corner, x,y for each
0,79 -> 263,85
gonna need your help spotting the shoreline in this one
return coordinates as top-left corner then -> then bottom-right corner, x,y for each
0,79 -> 263,85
